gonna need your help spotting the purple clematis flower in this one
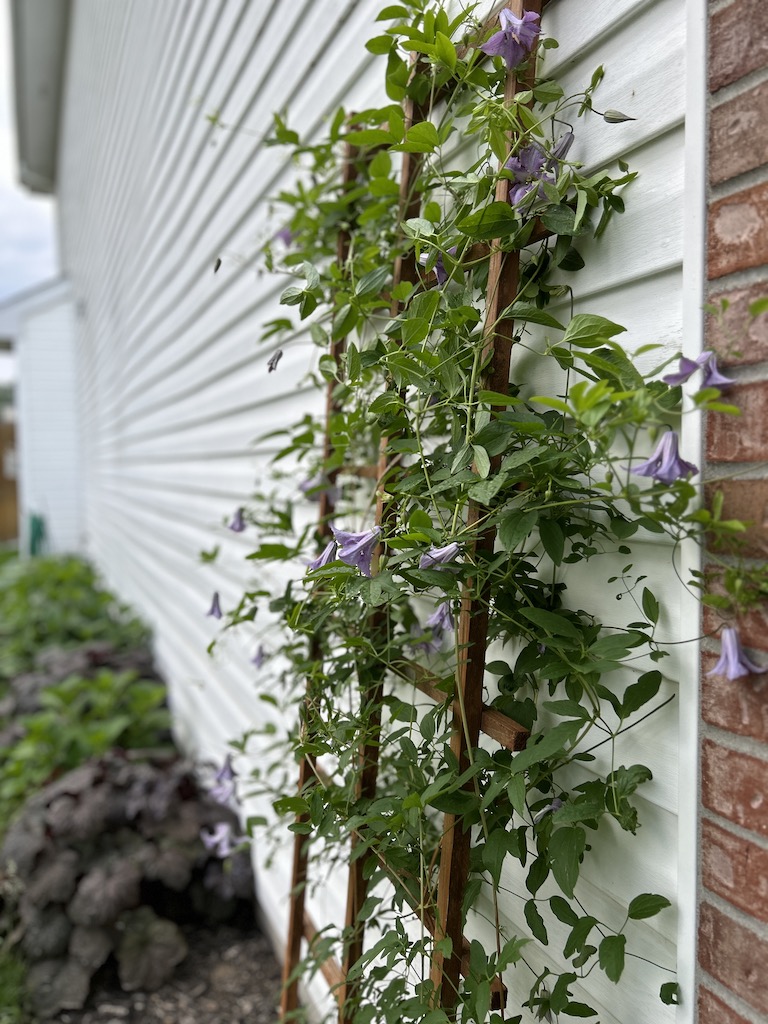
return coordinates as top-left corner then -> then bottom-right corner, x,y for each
419,542 -> 461,570
505,143 -> 553,206
628,431 -> 698,485
412,601 -> 455,654
418,246 -> 457,286
533,797 -> 564,824
211,755 -> 237,805
273,226 -> 294,247
200,822 -> 246,859
207,592 -> 223,619
228,507 -> 246,533
549,131 -> 575,164
331,524 -> 381,577
663,350 -> 734,389
480,8 -> 540,70
300,474 -> 340,505
307,540 -> 338,571
707,627 -> 766,681
251,644 -> 267,668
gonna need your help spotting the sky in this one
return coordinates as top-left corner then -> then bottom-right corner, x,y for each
0,1 -> 58,306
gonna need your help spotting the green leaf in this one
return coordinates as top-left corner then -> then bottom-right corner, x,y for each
539,519 -> 565,565
562,314 -> 626,348
473,445 -> 491,479
641,587 -> 659,624
550,896 -> 579,926
501,304 -> 565,330
749,296 -> 768,317
519,607 -> 581,640
376,4 -> 409,19
435,31 -> 456,71
498,510 -> 538,552
457,202 -> 520,239
366,34 -> 395,54
552,800 -> 604,824
598,934 -> 626,983
621,671 -> 661,719
507,774 -> 527,817
355,265 -> 390,296
478,389 -> 521,406
482,828 -> 510,886
511,720 -> 581,775
400,121 -> 439,152
564,916 -> 597,959
627,893 -> 671,920
660,982 -> 681,1005
524,900 -> 549,944
549,826 -> 586,898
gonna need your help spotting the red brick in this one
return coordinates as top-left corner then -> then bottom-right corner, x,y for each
709,183 -> 768,279
699,986 -> 752,1024
703,480 -> 768,557
709,0 -> 768,92
701,739 -> 768,837
701,819 -> 768,922
706,381 -> 768,461
702,650 -> 768,741
711,80 -> 768,184
699,902 -> 768,1014
707,279 -> 768,366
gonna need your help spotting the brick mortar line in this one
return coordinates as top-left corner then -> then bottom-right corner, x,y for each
709,163 -> 768,203
700,721 -> 768,762
707,264 -> 768,295
701,461 -> 768,482
701,806 -> 768,854
698,971 -> 767,1024
700,888 -> 768,940
709,61 -> 768,107
709,362 -> 768,383
708,0 -> 736,14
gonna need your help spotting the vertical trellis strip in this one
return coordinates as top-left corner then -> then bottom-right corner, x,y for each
337,82 -> 429,1023
429,1 -> 544,1011
280,140 -> 360,1021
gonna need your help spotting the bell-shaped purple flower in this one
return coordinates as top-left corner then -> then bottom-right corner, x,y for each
267,349 -> 283,373
419,542 -> 461,570
331,524 -> 381,577
273,226 -> 294,247
663,350 -> 734,389
628,431 -> 698,485
505,143 -> 553,206
480,8 -> 540,70
307,540 -> 337,571
200,822 -> 246,859
412,601 -> 455,654
207,592 -> 223,619
251,644 -> 267,668
228,507 -> 246,533
211,755 -> 237,805
549,131 -> 575,164
533,797 -> 564,824
707,627 -> 766,681
418,245 -> 457,286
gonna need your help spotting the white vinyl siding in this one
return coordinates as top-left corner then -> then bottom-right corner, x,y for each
56,1 -> 700,1020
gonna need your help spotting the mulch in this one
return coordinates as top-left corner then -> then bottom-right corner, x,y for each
48,922 -> 283,1024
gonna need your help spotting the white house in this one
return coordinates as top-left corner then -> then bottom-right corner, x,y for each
12,1 -> 768,1023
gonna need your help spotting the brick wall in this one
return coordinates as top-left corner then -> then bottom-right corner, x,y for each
699,2 -> 768,1021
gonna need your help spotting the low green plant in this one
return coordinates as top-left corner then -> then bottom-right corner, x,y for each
0,670 -> 171,826
0,948 -> 28,1024
0,556 -> 150,681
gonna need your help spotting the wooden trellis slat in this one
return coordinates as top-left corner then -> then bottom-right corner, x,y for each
280,3 -> 545,1019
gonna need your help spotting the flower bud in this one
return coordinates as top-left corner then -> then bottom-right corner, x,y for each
602,109 -> 635,124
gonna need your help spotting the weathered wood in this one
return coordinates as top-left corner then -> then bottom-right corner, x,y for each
429,2 -> 544,1012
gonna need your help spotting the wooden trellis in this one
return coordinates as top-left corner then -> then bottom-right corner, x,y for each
280,3 -> 544,1020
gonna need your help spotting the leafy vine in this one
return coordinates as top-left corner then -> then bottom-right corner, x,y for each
202,3 -> 767,1022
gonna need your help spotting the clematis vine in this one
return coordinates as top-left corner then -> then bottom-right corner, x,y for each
331,524 -> 381,577
419,541 -> 461,569
505,143 -> 553,206
228,507 -> 246,533
200,822 -> 247,859
628,431 -> 698,485
479,8 -> 540,70
206,592 -> 223,619
707,626 -> 766,680
210,755 -> 237,805
663,350 -> 734,389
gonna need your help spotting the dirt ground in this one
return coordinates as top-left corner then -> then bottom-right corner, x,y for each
47,921 -> 283,1024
